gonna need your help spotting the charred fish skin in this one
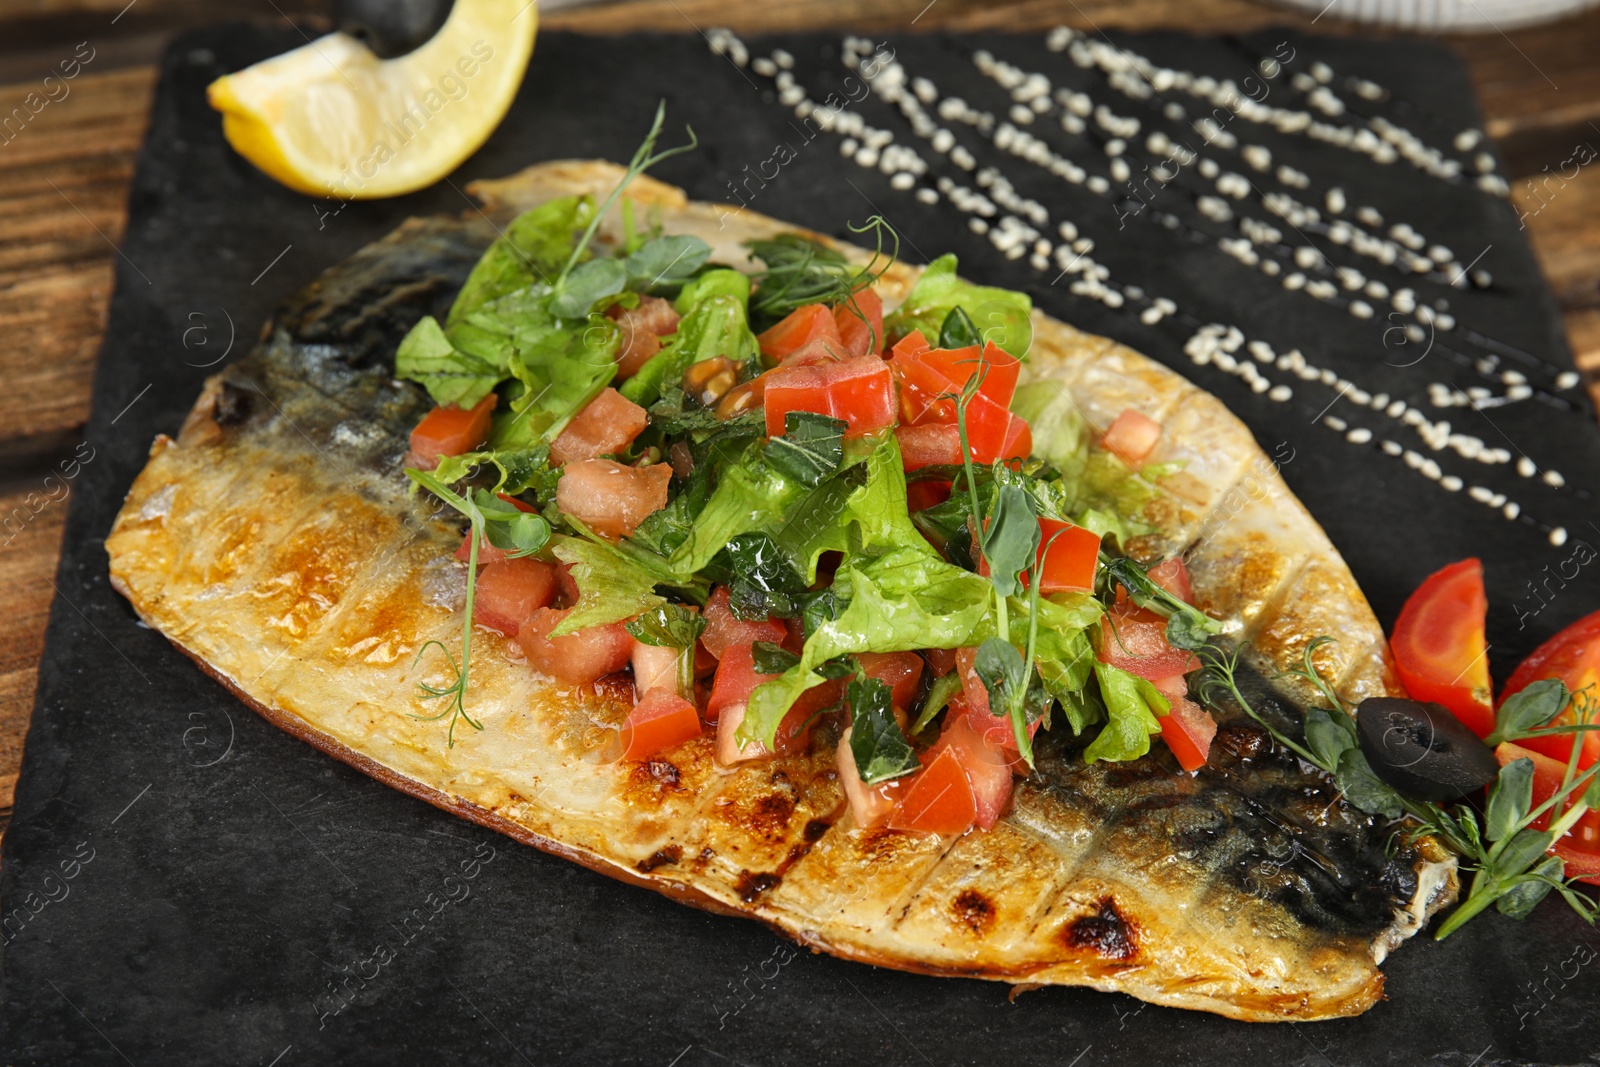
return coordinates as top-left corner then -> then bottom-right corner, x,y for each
107,161 -> 1455,1023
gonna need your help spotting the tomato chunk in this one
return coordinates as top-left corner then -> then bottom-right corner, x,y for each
757,304 -> 842,361
1149,557 -> 1194,604
977,518 -> 1100,594
832,289 -> 884,357
888,747 -> 978,835
516,608 -> 634,687
472,557 -> 557,636
923,648 -> 958,678
837,726 -> 908,828
619,689 -> 702,761
891,341 -> 1019,425
549,388 -> 649,465
706,642 -> 834,750
1151,674 -> 1215,771
555,459 -> 672,539
857,651 -> 924,711
1502,608 -> 1600,769
926,712 -> 1014,829
1098,603 -> 1200,681
763,355 -> 897,438
707,643 -> 773,724
611,295 -> 680,379
896,424 -> 962,472
701,586 -> 788,661
1036,518 -> 1101,593
408,393 -> 497,470
1101,409 -> 1162,465
1392,559 -> 1493,737
632,641 -> 682,699
906,480 -> 951,513
889,329 -> 931,361
1496,741 -> 1600,886
961,391 -> 1031,465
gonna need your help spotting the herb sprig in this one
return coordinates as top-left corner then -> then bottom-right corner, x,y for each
1199,639 -> 1600,938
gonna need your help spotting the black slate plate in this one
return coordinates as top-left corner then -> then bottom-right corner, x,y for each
6,25 -> 1600,1067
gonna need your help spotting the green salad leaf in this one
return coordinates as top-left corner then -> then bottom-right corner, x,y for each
549,536 -> 665,636
849,676 -> 921,783
763,412 -> 847,488
885,253 -> 1033,359
450,195 -> 594,323
394,316 -> 503,409
1084,661 -> 1167,763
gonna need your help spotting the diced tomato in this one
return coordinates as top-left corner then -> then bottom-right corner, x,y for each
619,689 -> 702,761
516,608 -> 634,687
1502,609 -> 1600,770
837,727 -> 909,828
707,643 -> 772,723
1149,557 -> 1194,604
888,747 -> 977,835
923,648 -> 958,677
858,651 -> 924,711
611,295 -> 680,378
455,533 -> 512,565
889,330 -> 931,361
1036,518 -> 1101,593
1098,604 -> 1200,681
897,424 -> 962,472
471,557 -> 557,636
408,393 -> 497,470
955,647 -> 992,718
1496,741 -> 1600,886
555,459 -> 672,539
906,480 -> 951,512
925,712 -> 1014,830
891,341 -> 1020,425
632,641 -> 682,699
832,289 -> 884,357
1151,674 -> 1215,771
1392,559 -> 1493,737
1101,409 -> 1162,466
763,355 -> 897,439
777,338 -> 846,369
961,391 -> 1031,465
977,518 -> 1099,593
700,587 -> 790,661
549,388 -> 649,465
917,342 -> 1020,408
758,304 -> 842,361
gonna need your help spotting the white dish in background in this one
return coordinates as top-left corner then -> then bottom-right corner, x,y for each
1272,0 -> 1599,31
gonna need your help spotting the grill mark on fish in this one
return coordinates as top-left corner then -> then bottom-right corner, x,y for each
951,889 -> 996,935
638,845 -> 682,873
1063,897 -> 1138,961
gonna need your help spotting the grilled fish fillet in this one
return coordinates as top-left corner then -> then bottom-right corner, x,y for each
106,161 -> 1456,1022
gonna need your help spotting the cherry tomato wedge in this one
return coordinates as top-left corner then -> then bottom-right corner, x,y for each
1501,608 -> 1600,769
832,289 -> 884,357
1496,741 -> 1600,886
888,746 -> 977,835
1392,559 -> 1494,737
619,689 -> 702,762
757,304 -> 842,361
763,355 -> 896,438
408,393 -> 497,470
1101,408 -> 1161,466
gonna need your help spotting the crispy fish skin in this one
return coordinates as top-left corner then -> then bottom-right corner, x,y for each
107,162 -> 1455,1022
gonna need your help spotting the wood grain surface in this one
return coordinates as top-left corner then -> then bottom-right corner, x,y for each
1,0 -> 1598,827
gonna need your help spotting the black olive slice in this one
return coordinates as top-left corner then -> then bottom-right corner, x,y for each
1356,697 -> 1500,802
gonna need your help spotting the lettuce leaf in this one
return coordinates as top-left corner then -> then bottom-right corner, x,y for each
741,551 -> 995,748
1084,661 -> 1168,763
394,316 -> 503,408
884,253 -> 1032,358
450,195 -> 594,324
548,536 -> 665,636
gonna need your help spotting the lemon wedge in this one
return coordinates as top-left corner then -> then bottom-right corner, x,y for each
207,0 -> 537,199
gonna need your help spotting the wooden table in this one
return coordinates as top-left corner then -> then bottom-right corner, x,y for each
3,0 -> 1599,829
